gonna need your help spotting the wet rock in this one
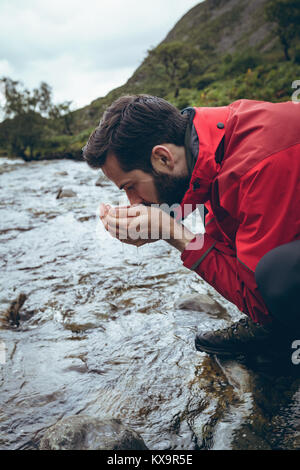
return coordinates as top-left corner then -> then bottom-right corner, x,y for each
56,188 -> 77,199
268,386 -> 300,449
39,415 -> 148,450
5,293 -> 27,328
187,355 -> 257,450
95,176 -> 103,186
77,215 -> 95,222
54,171 -> 68,176
95,175 -> 110,187
177,293 -> 230,320
186,353 -> 300,450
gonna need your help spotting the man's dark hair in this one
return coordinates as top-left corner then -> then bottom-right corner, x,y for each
82,94 -> 188,173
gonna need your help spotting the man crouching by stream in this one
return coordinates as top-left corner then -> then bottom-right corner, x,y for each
82,94 -> 300,358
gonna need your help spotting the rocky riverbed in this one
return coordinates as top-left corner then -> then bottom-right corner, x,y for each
0,157 -> 299,450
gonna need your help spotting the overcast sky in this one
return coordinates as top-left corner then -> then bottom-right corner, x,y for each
0,0 -> 201,110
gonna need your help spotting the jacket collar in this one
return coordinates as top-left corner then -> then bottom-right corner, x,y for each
176,105 -> 229,221
181,107 -> 198,179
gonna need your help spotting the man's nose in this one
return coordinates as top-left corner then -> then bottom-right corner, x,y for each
125,190 -> 143,206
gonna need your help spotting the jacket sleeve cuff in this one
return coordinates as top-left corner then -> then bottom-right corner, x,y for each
181,233 -> 216,271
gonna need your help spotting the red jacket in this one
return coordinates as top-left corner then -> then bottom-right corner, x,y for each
178,99 -> 300,324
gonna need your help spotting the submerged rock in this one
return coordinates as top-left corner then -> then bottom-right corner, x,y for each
95,174 -> 111,187
186,351 -> 300,450
95,175 -> 104,187
4,293 -> 27,328
177,293 -> 230,320
54,171 -> 68,177
39,415 -> 148,450
56,188 -> 77,199
95,175 -> 110,187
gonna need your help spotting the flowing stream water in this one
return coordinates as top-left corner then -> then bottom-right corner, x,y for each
0,158 -> 299,450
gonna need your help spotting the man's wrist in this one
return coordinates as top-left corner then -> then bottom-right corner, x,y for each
165,217 -> 196,253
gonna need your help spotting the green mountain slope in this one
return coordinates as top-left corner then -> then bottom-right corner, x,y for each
72,0 -> 299,131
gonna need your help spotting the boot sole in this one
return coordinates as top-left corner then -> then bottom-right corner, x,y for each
195,340 -> 246,357
195,339 -> 289,357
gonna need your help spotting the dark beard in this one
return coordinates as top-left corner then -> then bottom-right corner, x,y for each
151,170 -> 190,207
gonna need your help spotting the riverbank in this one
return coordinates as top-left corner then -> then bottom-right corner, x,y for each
0,125 -> 92,162
21,150 -> 83,162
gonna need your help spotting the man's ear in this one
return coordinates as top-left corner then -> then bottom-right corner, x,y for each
150,145 -> 175,173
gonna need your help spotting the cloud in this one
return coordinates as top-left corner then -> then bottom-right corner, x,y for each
0,0 -> 201,109
0,59 -> 15,77
27,54 -> 135,107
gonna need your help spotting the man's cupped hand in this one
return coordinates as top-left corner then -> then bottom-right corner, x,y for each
99,203 -> 170,247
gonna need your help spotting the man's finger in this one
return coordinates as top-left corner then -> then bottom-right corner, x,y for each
99,203 -> 111,219
106,221 -> 131,241
106,213 -> 132,230
107,205 -> 130,218
109,205 -> 145,218
126,205 -> 148,217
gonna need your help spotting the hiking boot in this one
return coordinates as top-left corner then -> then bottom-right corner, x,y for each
195,316 -> 292,357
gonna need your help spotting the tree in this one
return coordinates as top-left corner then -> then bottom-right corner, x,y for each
265,0 -> 300,61
148,42 -> 205,98
0,77 -> 72,158
49,101 -> 73,135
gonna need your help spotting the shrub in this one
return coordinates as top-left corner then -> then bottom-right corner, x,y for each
293,46 -> 300,64
196,74 -> 217,90
220,50 -> 262,77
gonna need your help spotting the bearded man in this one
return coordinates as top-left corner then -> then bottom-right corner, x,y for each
83,94 -> 300,357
